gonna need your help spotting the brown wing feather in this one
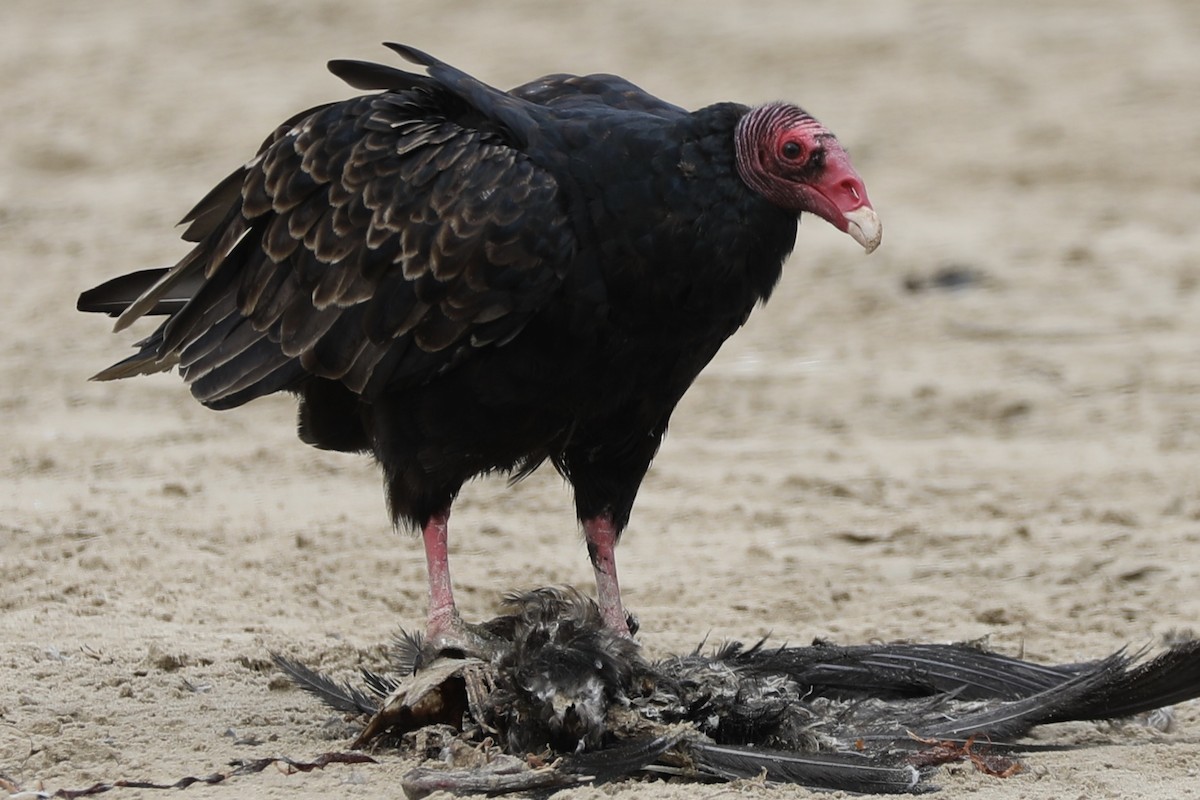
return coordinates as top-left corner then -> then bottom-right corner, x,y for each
119,89 -> 573,410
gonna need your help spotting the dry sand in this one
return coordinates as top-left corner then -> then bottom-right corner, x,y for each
3,1 -> 1200,797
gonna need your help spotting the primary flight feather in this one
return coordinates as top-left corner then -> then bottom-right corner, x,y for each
78,43 -> 881,654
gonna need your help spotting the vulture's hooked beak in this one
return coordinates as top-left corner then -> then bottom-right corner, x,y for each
805,153 -> 882,254
843,206 -> 882,254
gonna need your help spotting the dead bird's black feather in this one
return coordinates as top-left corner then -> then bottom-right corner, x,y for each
272,652 -> 380,716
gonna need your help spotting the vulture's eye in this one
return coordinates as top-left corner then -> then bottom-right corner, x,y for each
780,141 -> 803,161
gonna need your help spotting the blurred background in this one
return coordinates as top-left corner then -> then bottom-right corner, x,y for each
1,1 -> 1198,794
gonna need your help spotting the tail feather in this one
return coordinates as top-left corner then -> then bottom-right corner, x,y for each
916,656 -> 1126,741
562,732 -> 688,784
729,640 -> 1080,702
1043,640 -> 1200,722
271,652 -> 380,716
79,267 -> 188,381
327,58 -> 426,92
689,741 -> 926,794
77,268 -> 177,317
88,336 -> 178,381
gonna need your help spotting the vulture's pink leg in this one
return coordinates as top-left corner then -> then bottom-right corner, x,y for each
419,508 -> 502,659
583,514 -> 633,637
422,508 -> 461,638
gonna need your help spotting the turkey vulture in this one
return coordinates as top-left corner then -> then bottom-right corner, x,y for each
77,44 -> 881,654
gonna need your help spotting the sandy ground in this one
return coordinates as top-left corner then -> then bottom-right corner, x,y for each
3,0 -> 1200,797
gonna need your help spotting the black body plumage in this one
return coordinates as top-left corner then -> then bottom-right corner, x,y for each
78,44 -> 797,530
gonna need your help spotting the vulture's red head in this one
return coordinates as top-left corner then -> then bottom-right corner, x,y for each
735,103 -> 881,253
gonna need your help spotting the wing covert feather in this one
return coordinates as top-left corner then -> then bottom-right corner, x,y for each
142,88 -> 573,408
